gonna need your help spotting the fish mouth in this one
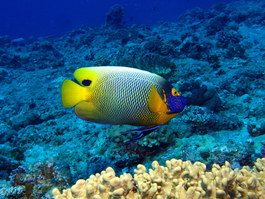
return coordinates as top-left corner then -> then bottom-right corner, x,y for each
166,96 -> 187,114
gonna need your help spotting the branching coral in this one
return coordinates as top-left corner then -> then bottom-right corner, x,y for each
52,158 -> 265,199
53,167 -> 135,199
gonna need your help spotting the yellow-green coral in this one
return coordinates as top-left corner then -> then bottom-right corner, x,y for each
53,158 -> 265,199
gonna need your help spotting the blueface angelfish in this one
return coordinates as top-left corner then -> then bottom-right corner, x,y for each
61,66 -> 187,143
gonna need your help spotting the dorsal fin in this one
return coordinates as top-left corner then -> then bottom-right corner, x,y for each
74,68 -> 99,87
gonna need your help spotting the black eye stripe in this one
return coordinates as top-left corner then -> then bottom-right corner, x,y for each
82,79 -> 92,86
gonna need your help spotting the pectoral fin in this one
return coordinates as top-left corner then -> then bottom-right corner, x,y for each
148,85 -> 168,113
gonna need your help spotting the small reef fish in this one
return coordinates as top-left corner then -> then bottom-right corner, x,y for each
61,66 -> 187,143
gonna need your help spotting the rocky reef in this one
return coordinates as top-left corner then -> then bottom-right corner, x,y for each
0,0 -> 264,198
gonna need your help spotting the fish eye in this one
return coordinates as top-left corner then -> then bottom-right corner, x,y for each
82,79 -> 92,86
171,88 -> 180,96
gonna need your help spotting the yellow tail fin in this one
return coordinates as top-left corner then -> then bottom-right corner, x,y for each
61,79 -> 88,108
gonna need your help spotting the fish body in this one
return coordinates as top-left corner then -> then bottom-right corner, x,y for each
61,66 -> 186,136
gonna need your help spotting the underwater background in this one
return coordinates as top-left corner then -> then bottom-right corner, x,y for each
1,0 -> 235,38
0,0 -> 265,198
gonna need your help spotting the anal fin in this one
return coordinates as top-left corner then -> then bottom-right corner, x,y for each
74,101 -> 101,122
122,125 -> 161,144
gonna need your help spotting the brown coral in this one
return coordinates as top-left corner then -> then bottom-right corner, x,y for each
53,158 -> 265,199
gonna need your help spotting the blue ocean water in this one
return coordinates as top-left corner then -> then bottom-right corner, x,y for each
1,0 -> 265,198
1,0 -> 234,38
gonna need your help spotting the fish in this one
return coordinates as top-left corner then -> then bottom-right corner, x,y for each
61,66 -> 187,143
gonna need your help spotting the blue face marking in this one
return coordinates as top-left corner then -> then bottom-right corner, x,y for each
166,95 -> 187,113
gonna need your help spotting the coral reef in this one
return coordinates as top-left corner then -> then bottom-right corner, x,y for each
0,161 -> 71,199
53,158 -> 265,199
0,0 -> 265,198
